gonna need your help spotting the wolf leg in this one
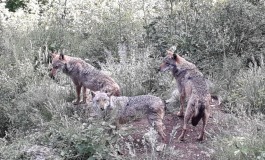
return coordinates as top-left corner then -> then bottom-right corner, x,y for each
73,85 -> 82,105
154,120 -> 166,142
177,94 -> 185,117
80,87 -> 87,104
197,110 -> 209,141
178,103 -> 193,141
147,110 -> 166,141
114,118 -> 121,130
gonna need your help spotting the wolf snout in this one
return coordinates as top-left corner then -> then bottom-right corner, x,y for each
49,68 -> 57,79
100,107 -> 105,111
156,67 -> 162,73
49,71 -> 55,79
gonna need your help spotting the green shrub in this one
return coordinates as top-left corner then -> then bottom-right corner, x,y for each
101,47 -> 174,97
1,0 -> 265,159
229,56 -> 265,114
211,113 -> 265,160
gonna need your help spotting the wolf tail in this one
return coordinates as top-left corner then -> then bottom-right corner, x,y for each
114,88 -> 121,96
191,100 -> 205,126
210,95 -> 221,107
162,99 -> 168,112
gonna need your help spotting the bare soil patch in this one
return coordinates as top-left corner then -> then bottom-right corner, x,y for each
119,105 -> 224,160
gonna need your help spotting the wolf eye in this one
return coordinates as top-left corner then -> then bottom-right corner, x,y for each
53,65 -> 59,69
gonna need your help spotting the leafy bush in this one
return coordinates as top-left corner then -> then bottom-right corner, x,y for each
228,55 -> 265,114
211,112 -> 265,160
101,47 -> 175,97
1,0 -> 265,159
40,119 -> 119,159
144,0 -> 265,74
0,54 -> 72,132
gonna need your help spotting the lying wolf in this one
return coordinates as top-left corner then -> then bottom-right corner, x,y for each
50,53 -> 121,105
159,50 -> 211,141
91,91 -> 166,141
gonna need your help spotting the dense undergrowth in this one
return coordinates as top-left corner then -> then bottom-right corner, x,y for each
0,0 -> 265,159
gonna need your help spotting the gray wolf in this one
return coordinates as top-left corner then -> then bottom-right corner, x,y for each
50,52 -> 121,105
91,91 -> 166,141
159,50 -> 211,141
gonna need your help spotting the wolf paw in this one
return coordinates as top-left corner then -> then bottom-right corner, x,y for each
177,135 -> 185,141
176,111 -> 184,117
80,100 -> 87,104
197,135 -> 204,141
72,100 -> 80,105
178,137 -> 184,142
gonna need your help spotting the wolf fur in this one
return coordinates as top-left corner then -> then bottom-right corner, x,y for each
159,50 -> 211,141
91,91 -> 166,141
50,53 -> 121,105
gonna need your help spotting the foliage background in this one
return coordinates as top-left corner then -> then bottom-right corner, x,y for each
0,0 -> 265,159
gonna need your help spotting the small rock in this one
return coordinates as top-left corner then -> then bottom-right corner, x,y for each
24,145 -> 61,160
156,143 -> 165,152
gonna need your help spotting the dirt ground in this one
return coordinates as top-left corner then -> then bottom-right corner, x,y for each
119,104 -> 224,160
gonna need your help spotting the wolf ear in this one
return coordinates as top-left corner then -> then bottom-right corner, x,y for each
49,52 -> 56,59
91,91 -> 96,98
104,90 -> 112,97
173,53 -> 177,60
59,53 -> 64,60
166,50 -> 174,55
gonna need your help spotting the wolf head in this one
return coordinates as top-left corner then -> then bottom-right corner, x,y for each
91,91 -> 111,111
49,53 -> 67,78
159,50 -> 178,72
159,50 -> 196,73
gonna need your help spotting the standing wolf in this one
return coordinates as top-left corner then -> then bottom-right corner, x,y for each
91,91 -> 166,141
50,53 -> 121,105
159,50 -> 211,141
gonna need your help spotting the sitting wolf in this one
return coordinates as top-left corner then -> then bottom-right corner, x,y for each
91,91 -> 166,141
50,53 -> 121,105
159,50 -> 211,141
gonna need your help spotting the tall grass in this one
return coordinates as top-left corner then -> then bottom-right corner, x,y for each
211,110 -> 265,160
228,55 -> 265,114
101,47 -> 175,97
0,0 -> 265,159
